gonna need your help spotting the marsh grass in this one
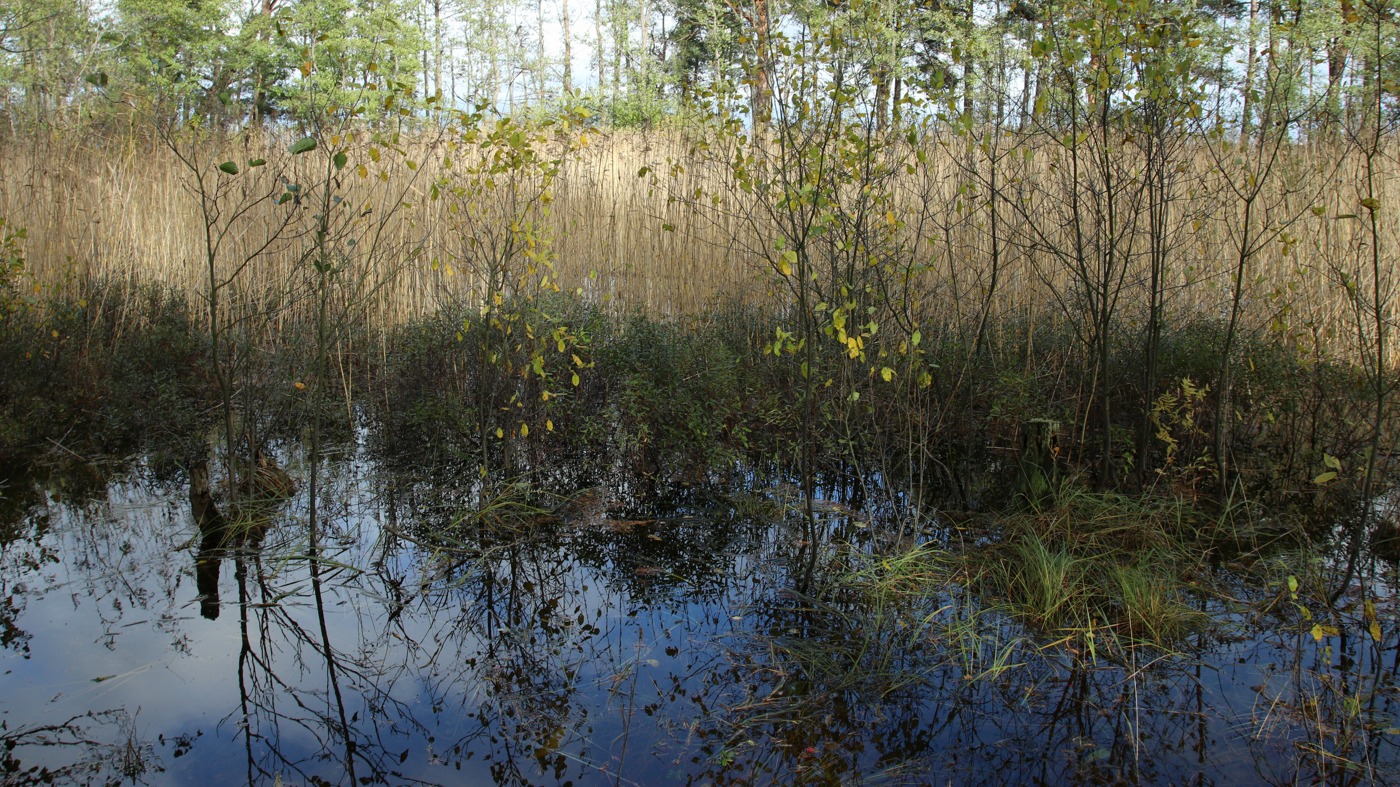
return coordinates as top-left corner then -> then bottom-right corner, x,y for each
4,126 -> 1396,506
4,132 -> 1396,356
1109,558 -> 1212,645
1004,535 -> 1092,630
941,489 -> 1232,655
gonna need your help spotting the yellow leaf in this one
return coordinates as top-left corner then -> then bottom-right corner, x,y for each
778,249 -> 797,277
495,428 -> 504,439
571,372 -> 580,387
520,423 -> 529,437
546,419 -> 554,432
881,367 -> 894,382
1370,619 -> 1383,642
294,381 -> 306,390
1311,624 -> 1339,641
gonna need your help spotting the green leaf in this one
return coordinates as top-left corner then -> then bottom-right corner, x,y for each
289,137 -> 317,155
333,151 -> 348,170
1313,471 -> 1337,485
218,161 -> 239,175
85,72 -> 108,88
248,158 -> 266,168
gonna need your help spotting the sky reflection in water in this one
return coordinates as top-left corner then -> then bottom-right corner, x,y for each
2,445 -> 1399,785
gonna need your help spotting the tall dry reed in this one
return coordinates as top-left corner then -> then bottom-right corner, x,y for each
1,129 -> 1395,366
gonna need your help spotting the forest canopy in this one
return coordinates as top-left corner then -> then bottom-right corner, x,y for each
0,0 -> 1396,135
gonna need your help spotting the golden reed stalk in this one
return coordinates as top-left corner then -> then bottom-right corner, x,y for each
1,130 -> 1394,365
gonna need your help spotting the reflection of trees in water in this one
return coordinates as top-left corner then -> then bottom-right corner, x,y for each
0,471 -> 193,783
0,710 -> 162,784
5,452 -> 1400,784
1233,617 -> 1400,785
227,555 -> 421,783
682,536 -> 1136,784
698,556 -> 1400,786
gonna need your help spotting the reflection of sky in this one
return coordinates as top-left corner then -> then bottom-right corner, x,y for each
0,462 -> 754,784
2,453 -> 1400,784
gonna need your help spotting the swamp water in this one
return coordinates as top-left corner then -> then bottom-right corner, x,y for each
2,437 -> 1400,785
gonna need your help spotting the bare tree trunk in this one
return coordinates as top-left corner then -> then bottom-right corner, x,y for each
640,0 -> 650,78
962,0 -> 974,117
1242,0 -> 1259,140
874,67 -> 890,132
419,1 -> 430,98
433,0 -> 444,99
749,0 -> 772,131
562,0 -> 573,94
610,0 -> 622,100
1259,2 -> 1279,141
538,0 -> 547,101
596,0 -> 605,89
1326,0 -> 1352,130
892,76 -> 902,130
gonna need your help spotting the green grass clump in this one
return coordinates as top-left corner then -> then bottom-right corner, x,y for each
968,488 -> 1217,653
1003,534 -> 1090,630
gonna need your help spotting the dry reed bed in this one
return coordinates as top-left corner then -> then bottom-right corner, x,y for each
1,130 -> 1395,364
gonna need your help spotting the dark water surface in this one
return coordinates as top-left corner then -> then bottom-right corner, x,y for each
3,439 -> 1400,785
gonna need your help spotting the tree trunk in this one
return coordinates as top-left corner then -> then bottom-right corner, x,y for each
874,67 -> 890,132
595,0 -> 605,90
749,0 -> 772,132
562,0 -> 573,94
1242,0 -> 1259,141
434,0 -> 444,99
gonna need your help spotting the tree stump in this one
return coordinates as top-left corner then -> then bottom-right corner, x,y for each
1018,418 -> 1061,507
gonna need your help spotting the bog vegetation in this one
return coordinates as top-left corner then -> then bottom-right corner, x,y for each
2,0 -> 1400,780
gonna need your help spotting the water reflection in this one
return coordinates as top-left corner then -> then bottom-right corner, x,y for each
0,445 -> 1397,784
